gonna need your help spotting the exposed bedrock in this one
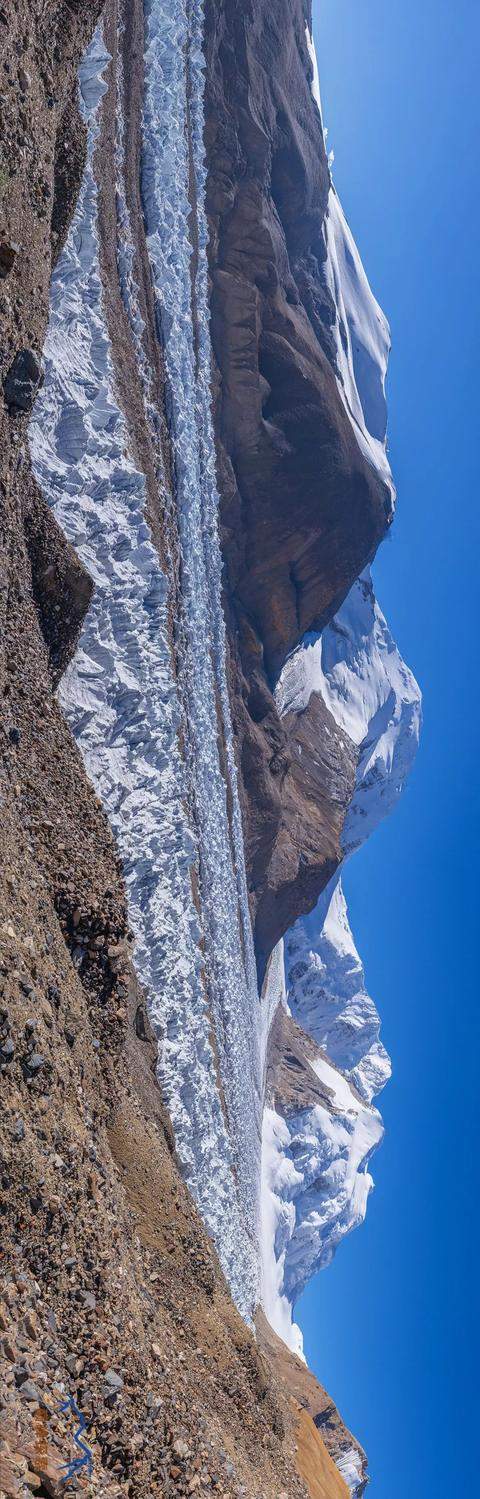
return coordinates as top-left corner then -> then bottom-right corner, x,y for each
203,0 -> 392,978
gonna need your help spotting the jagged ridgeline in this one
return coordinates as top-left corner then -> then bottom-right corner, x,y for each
1,1 -> 419,1496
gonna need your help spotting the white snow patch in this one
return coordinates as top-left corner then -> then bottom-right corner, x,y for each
336,1447 -> 367,1496
285,879 -> 391,1105
323,189 -> 394,502
261,1061 -> 383,1343
277,568 -> 421,856
261,1107 -> 305,1358
305,23 -> 322,113
305,22 -> 394,505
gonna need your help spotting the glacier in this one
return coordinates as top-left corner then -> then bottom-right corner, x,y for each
30,18 -> 261,1320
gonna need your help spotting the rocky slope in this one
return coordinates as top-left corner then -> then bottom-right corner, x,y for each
0,2 -> 420,1497
257,1315 -> 368,1499
0,3 -> 355,1497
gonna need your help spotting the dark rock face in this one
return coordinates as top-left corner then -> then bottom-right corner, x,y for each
204,0 -> 390,977
265,1003 -> 337,1117
0,239 -> 18,278
23,475 -> 93,686
3,348 -> 43,412
250,685 -> 356,983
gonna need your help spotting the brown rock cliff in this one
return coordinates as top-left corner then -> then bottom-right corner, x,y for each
204,0 -> 391,978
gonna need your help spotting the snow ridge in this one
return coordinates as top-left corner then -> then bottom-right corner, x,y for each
30,23 -> 261,1320
280,569 -> 421,856
305,23 -> 394,511
261,1067 -> 383,1351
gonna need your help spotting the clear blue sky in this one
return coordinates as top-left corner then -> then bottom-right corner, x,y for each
299,3 -> 480,1494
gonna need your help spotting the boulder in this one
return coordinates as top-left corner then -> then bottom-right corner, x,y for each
4,349 -> 44,413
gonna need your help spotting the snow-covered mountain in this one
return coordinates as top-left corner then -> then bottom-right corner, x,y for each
30,0 -> 421,1350
261,1000 -> 383,1353
262,567 -> 421,1357
260,25 -> 421,1383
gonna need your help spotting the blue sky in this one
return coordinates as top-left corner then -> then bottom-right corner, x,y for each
299,2 -> 480,1494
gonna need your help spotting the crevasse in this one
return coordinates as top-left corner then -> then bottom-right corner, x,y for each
30,17 -> 261,1320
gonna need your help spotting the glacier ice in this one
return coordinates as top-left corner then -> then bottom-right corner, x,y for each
336,1448 -> 367,1496
141,0 -> 262,1286
323,189 -> 394,504
30,19 -> 261,1320
305,23 -> 322,115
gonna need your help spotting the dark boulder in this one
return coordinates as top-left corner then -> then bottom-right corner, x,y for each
0,239 -> 18,277
4,348 -> 44,412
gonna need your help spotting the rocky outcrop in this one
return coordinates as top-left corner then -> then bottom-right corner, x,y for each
203,0 -> 393,976
258,1311 -> 368,1497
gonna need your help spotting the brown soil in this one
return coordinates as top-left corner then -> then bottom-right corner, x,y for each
258,1315 -> 368,1495
295,1407 -> 349,1499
